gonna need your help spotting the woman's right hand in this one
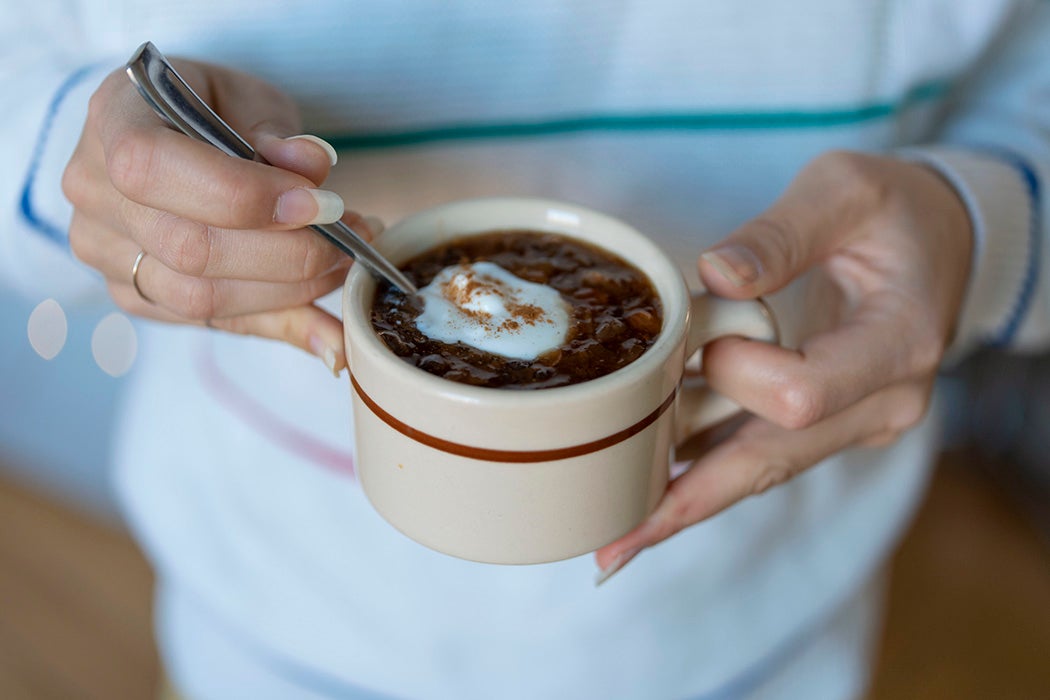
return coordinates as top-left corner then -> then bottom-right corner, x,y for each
62,58 -> 376,375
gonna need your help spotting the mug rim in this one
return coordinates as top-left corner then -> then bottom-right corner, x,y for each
342,197 -> 689,406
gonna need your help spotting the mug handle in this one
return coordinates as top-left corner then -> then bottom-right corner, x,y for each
673,294 -> 781,450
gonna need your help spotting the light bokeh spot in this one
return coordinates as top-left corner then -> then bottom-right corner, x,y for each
27,298 -> 68,360
91,312 -> 138,377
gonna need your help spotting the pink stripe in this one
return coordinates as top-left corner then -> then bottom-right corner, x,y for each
194,338 -> 356,478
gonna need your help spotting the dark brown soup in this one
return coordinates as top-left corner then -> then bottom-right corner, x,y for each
371,230 -> 662,389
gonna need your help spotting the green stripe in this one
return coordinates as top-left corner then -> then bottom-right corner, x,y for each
320,79 -> 949,150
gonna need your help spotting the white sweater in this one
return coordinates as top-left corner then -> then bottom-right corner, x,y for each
3,2 -> 1048,699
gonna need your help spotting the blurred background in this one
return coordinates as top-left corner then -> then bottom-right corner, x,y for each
1,283 -> 1049,699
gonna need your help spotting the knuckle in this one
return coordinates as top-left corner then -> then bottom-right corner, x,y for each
106,131 -> 156,201
105,282 -> 136,313
157,215 -> 213,277
85,84 -> 113,127
815,150 -> 891,214
221,172 -> 268,225
773,380 -> 826,430
173,276 -> 218,320
85,89 -> 105,124
749,459 -> 795,496
67,220 -> 92,265
815,150 -> 874,183
748,216 -> 803,273
61,157 -> 90,207
908,328 -> 946,376
275,311 -> 300,344
648,510 -> 682,544
814,149 -> 865,173
864,388 -> 931,448
889,389 -> 930,434
214,314 -> 248,336
304,266 -> 346,299
295,236 -> 328,281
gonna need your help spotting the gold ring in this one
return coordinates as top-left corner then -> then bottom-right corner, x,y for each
131,250 -> 153,304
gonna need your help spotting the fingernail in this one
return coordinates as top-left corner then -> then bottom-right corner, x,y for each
309,334 -> 342,377
364,215 -> 386,235
595,547 -> 641,587
701,246 -> 762,287
276,188 -> 344,226
284,134 -> 338,166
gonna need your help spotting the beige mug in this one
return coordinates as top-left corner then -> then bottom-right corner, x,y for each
342,198 -> 779,564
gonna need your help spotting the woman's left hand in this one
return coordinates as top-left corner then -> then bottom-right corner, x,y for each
595,151 -> 974,582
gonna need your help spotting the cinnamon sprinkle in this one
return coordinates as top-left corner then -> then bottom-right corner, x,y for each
440,268 -> 552,331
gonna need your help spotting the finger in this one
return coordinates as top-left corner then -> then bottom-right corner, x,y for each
69,210 -> 141,279
96,80 -> 343,230
594,380 -> 931,579
107,282 -> 346,375
102,125 -> 345,230
62,117 -> 110,210
75,217 -> 348,319
211,304 -> 348,376
128,251 -> 350,320
74,185 -> 382,282
702,289 -> 943,430
118,200 -> 372,282
253,133 -> 337,187
107,281 -> 204,325
697,151 -> 884,298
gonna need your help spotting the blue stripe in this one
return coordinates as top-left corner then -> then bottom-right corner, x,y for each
18,64 -> 101,246
981,150 -> 1043,347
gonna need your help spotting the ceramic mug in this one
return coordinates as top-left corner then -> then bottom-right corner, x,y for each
342,198 -> 779,564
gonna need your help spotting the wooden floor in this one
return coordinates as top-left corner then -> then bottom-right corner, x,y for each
0,453 -> 1048,699
868,454 -> 1050,699
0,472 -> 158,699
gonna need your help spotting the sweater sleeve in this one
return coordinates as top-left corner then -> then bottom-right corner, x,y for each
903,1 -> 1050,360
0,4 -> 117,303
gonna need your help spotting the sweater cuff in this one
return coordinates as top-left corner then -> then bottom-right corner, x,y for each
900,146 -> 1039,361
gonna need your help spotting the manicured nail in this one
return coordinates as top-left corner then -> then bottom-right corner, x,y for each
275,188 -> 344,226
309,334 -> 342,377
365,215 -> 386,235
701,246 -> 762,287
595,547 -> 641,587
284,134 -> 338,166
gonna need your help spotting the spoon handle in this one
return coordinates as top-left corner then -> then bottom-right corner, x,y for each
125,41 -> 417,295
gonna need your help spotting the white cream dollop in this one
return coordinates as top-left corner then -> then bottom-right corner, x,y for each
415,261 -> 570,360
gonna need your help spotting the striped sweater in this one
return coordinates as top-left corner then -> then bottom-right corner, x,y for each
3,1 -> 1048,698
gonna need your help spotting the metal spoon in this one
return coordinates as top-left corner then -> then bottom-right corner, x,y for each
125,41 -> 418,296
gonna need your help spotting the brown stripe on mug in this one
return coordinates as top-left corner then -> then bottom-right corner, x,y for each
350,373 -> 677,463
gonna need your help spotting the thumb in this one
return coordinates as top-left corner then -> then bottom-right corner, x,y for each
699,212 -> 841,300
698,151 -> 880,299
